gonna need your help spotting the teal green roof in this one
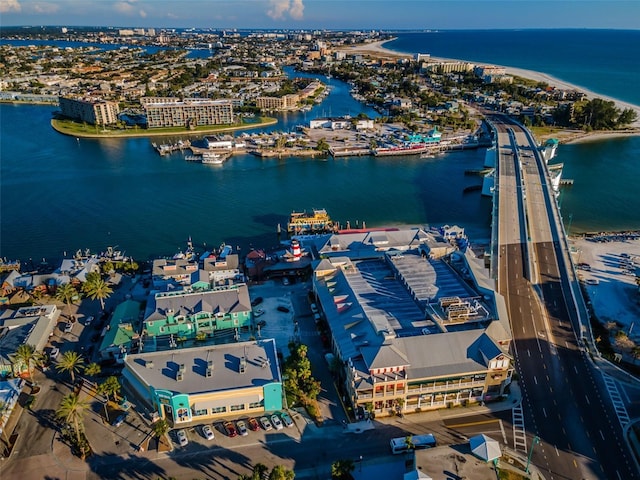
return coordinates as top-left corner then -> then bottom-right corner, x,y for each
545,138 -> 559,145
100,299 -> 141,350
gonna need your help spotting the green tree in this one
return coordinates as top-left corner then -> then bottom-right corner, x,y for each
56,351 -> 85,383
83,276 -> 113,310
331,459 -> 355,480
268,465 -> 295,480
152,418 -> 170,439
84,362 -> 101,378
316,137 -> 330,152
617,108 -> 638,127
55,282 -> 78,317
56,393 -> 89,447
99,376 -> 122,402
11,344 -> 42,379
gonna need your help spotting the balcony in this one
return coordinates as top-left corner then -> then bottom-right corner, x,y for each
407,379 -> 485,394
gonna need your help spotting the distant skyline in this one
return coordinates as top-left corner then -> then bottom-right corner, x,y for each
1,0 -> 639,30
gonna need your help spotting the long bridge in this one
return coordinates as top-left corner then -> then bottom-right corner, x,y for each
489,114 -> 638,479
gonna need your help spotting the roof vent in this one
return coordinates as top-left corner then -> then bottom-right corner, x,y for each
179,363 -> 185,372
239,356 -> 247,374
146,360 -> 154,368
207,359 -> 213,368
176,371 -> 183,381
206,368 -> 213,378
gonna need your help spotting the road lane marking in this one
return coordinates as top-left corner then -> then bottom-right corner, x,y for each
542,407 -> 547,418
585,395 -> 590,405
600,430 -> 605,440
533,376 -> 538,385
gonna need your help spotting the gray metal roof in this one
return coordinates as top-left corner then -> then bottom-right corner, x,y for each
401,330 -> 502,380
145,285 -> 251,321
123,339 -> 281,395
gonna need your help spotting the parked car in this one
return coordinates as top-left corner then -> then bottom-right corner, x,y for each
247,417 -> 260,431
112,413 -> 127,427
585,278 -> 599,285
253,308 -> 265,317
85,316 -> 94,325
270,414 -> 284,430
236,420 -> 248,436
280,411 -> 294,428
223,421 -> 238,437
310,303 -> 318,314
176,429 -> 188,446
282,277 -> 290,286
251,297 -> 263,307
277,306 -> 290,313
49,347 -> 60,359
202,424 -> 215,440
257,320 -> 266,327
64,322 -> 73,333
259,416 -> 273,431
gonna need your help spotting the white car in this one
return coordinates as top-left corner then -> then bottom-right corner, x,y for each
64,322 -> 73,333
49,347 -> 60,359
176,429 -> 188,446
202,425 -> 214,440
270,414 -> 283,430
236,420 -> 248,436
85,316 -> 94,325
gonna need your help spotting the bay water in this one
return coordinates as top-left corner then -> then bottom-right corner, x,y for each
1,30 -> 639,263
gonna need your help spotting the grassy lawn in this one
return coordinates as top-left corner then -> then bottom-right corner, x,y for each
51,116 -> 278,139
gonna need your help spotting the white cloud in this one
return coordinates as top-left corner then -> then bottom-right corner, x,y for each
289,0 -> 303,20
139,8 -> 147,18
0,0 -> 22,13
267,0 -> 289,20
114,1 -> 135,15
267,0 -> 304,21
32,2 -> 60,14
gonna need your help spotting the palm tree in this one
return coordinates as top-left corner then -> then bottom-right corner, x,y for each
83,276 -> 112,311
56,351 -> 85,383
152,418 -> 170,440
83,362 -> 101,378
54,282 -> 78,318
11,344 -> 42,380
56,393 -> 89,447
99,376 -> 121,402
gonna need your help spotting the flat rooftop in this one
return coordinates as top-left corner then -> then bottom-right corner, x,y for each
124,339 -> 281,394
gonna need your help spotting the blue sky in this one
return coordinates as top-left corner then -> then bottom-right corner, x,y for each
1,0 -> 639,30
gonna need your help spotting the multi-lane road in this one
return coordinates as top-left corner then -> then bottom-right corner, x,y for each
492,114 -> 638,480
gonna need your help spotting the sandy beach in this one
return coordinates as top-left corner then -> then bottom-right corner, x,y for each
338,39 -> 640,132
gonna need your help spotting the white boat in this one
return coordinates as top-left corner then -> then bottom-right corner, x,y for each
201,152 -> 224,164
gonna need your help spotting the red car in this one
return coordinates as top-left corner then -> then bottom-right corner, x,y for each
223,421 -> 237,437
247,417 -> 260,431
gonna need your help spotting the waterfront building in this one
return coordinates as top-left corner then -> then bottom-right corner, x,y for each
256,94 -> 299,111
140,97 -> 234,128
151,258 -> 199,290
141,284 -> 252,346
310,227 -> 513,417
0,305 -> 59,377
422,62 -> 474,74
0,378 -> 24,440
58,96 -> 120,126
121,339 -> 283,424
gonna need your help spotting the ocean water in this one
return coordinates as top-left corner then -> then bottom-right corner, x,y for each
1,30 -> 639,263
387,30 -> 640,106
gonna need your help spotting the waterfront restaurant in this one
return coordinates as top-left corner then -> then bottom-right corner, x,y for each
122,340 -> 283,424
311,228 -> 513,417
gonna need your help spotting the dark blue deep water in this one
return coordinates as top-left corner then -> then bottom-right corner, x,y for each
1,30 -> 639,263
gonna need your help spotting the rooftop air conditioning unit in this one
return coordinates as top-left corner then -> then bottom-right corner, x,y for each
206,368 -> 212,378
176,371 -> 183,381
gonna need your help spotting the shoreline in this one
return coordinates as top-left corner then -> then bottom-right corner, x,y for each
343,38 -> 640,133
50,117 -> 278,139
